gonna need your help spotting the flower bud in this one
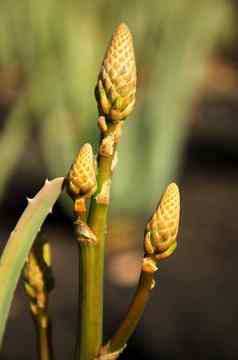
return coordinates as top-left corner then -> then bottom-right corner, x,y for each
95,23 -> 137,123
24,239 -> 53,311
67,143 -> 97,200
144,183 -> 180,260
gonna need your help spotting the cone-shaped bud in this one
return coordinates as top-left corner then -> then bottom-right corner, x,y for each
24,239 -> 53,312
145,183 -> 180,259
67,143 -> 97,199
95,23 -> 137,123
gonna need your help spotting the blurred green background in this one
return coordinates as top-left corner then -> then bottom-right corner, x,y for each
1,0 -> 238,359
0,0 -> 233,214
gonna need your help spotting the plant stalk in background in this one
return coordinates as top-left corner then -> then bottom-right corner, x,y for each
24,237 -> 54,360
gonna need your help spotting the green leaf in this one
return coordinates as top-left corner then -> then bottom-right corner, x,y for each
0,177 -> 64,347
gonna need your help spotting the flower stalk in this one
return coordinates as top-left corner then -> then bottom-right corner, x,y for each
105,270 -> 155,356
101,183 -> 180,358
66,23 -> 180,360
66,23 -> 137,360
82,123 -> 118,359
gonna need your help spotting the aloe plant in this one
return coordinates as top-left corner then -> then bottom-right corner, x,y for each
64,24 -> 180,360
0,23 -> 181,360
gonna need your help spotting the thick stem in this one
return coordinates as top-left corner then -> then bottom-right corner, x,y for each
75,124 -> 116,360
75,242 -> 100,360
36,315 -> 53,360
106,270 -> 155,354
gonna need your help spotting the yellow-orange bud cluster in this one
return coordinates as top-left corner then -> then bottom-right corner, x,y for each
67,143 -> 97,200
144,183 -> 180,263
24,241 -> 53,316
95,23 -> 137,123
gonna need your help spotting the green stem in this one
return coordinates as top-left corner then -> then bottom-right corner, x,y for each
36,315 -> 53,360
106,270 -> 154,354
75,125 -> 116,360
75,241 -> 100,360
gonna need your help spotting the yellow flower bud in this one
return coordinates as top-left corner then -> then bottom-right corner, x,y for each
145,183 -> 180,260
67,143 -> 97,200
95,23 -> 137,123
24,238 -> 54,315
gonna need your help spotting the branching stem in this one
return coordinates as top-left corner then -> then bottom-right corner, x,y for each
75,124 -> 117,360
105,270 -> 155,355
